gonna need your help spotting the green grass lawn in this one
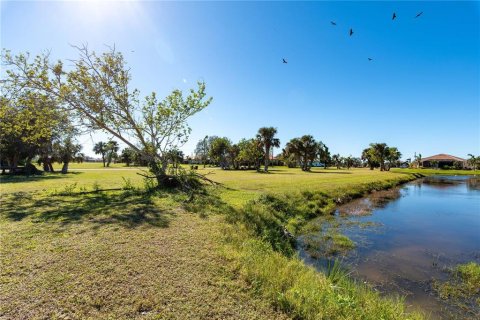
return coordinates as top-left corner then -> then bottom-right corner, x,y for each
197,166 -> 417,207
0,182 -> 288,319
1,166 -> 427,319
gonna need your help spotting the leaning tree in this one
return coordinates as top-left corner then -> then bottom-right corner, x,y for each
2,45 -> 212,187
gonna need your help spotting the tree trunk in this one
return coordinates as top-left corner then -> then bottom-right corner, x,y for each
61,162 -> 69,174
264,146 -> 270,172
102,154 -> 106,167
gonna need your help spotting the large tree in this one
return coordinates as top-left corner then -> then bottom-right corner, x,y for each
256,127 -> 280,172
209,137 -> 231,169
369,143 -> 389,171
237,138 -> 263,170
0,92 -> 67,174
2,46 -> 211,187
283,135 -> 321,171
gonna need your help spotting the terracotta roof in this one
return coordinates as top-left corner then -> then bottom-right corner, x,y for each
421,154 -> 466,162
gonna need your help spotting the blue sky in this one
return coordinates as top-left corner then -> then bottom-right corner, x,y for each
2,1 -> 479,160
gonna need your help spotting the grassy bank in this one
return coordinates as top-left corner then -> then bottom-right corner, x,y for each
1,167 -> 424,319
217,171 -> 423,319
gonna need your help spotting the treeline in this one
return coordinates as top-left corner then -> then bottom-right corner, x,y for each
187,127 -> 402,172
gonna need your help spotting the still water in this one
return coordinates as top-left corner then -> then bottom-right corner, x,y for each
300,175 -> 480,319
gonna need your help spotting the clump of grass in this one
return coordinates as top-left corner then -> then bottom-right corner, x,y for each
92,181 -> 101,192
121,177 -> 135,191
434,262 -> 480,300
325,233 -> 355,253
456,262 -> 480,294
58,182 -> 78,196
303,225 -> 356,258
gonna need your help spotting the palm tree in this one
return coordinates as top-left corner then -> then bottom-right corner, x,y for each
106,140 -> 119,167
414,153 -> 422,168
53,137 -> 82,174
386,147 -> 402,171
332,154 -> 341,169
361,148 -> 377,170
467,154 -> 479,171
370,143 -> 389,171
93,141 -> 108,167
284,135 -> 320,171
256,127 -> 280,172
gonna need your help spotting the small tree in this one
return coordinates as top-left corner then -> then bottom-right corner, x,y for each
93,142 -> 108,167
53,136 -> 82,174
120,147 -> 135,166
386,147 -> 402,171
194,136 -> 211,168
332,154 -> 342,169
105,140 -> 119,167
467,154 -> 480,171
318,142 -> 331,169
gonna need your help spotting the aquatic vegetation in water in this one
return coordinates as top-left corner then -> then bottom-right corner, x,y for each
433,262 -> 480,316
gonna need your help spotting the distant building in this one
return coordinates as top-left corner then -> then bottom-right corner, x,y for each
421,154 -> 467,169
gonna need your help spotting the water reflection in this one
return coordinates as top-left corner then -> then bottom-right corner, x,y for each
299,175 -> 480,319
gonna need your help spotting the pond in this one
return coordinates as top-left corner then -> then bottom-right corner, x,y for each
299,175 -> 480,319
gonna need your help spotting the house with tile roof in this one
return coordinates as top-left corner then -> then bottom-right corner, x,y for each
420,154 -> 467,169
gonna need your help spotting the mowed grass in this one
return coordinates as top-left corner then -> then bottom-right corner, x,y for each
0,169 -> 146,194
0,187 -> 288,319
1,166 -> 425,319
197,166 -> 417,207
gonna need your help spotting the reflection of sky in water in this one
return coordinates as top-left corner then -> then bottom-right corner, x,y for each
300,175 -> 480,319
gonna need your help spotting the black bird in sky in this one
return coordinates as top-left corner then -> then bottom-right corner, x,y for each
368,58 -> 373,61
349,28 -> 354,36
415,11 -> 423,18
330,21 -> 337,26
392,12 -> 397,20
282,58 -> 288,64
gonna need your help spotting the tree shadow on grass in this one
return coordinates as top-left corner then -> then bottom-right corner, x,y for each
0,172 -> 81,184
307,170 -> 352,174
1,190 -> 171,229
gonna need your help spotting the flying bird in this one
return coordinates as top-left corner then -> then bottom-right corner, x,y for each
349,28 -> 354,36
415,11 -> 423,18
392,12 -> 397,20
282,58 -> 288,64
330,21 -> 337,26
368,58 -> 373,61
